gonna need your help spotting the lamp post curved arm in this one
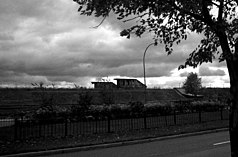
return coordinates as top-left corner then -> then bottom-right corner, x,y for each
143,42 -> 155,103
143,43 -> 155,89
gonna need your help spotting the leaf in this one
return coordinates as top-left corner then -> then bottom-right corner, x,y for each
78,6 -> 83,12
120,29 -> 129,37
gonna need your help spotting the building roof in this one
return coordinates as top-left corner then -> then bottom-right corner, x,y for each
91,82 -> 115,84
114,78 -> 138,80
174,88 -> 203,98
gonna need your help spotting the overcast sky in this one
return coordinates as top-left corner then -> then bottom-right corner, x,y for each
0,0 -> 230,88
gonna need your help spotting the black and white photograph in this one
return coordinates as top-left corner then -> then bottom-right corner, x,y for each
0,0 -> 237,156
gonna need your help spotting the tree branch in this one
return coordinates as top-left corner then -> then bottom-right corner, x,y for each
122,13 -> 149,23
235,38 -> 238,57
218,0 -> 224,22
90,9 -> 111,29
201,0 -> 216,28
211,1 -> 220,7
90,16 -> 107,29
169,0 -> 206,23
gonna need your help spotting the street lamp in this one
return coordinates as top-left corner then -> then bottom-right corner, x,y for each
143,42 -> 156,103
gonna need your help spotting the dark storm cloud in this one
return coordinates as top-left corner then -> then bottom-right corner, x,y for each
0,0 -> 228,87
199,66 -> 226,76
0,32 -> 14,41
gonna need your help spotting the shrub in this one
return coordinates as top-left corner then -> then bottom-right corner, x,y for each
28,105 -> 70,123
191,100 -> 224,112
144,102 -> 173,115
109,104 -> 131,118
70,91 -> 93,120
128,101 -> 144,117
173,101 -> 192,113
89,105 -> 110,120
77,91 -> 93,110
88,104 -> 132,119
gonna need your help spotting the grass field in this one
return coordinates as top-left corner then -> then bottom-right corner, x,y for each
0,88 -> 230,116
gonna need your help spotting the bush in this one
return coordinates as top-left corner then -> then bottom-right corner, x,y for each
77,91 -> 93,110
191,100 -> 224,112
144,102 -> 173,115
128,101 -> 144,117
88,104 -> 135,119
70,91 -> 93,120
109,104 -> 131,118
173,101 -> 192,113
89,105 -> 110,120
27,105 -> 70,123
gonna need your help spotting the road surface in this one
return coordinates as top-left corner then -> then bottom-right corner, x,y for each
40,131 -> 230,157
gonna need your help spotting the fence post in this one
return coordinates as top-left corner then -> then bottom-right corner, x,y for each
144,114 -> 147,129
165,115 -> 168,126
220,107 -> 223,120
131,117 -> 134,130
65,118 -> 68,137
199,110 -> 202,123
95,119 -> 98,134
107,116 -> 111,133
39,122 -> 42,137
173,110 -> 177,125
14,118 -> 18,140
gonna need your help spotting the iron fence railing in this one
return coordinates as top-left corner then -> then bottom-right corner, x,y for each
0,109 -> 229,141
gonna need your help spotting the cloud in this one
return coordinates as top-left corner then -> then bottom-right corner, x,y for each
179,72 -> 189,77
0,0 -> 230,87
199,66 -> 226,76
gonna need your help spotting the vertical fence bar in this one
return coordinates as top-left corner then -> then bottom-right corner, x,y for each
79,121 -> 82,135
131,118 -> 133,130
43,122 -> 45,138
65,118 -> 68,137
144,114 -> 147,129
51,122 -> 53,137
14,118 -> 18,140
107,116 -> 111,133
19,119 -> 22,140
220,107 -> 223,120
95,120 -> 98,134
173,110 -> 177,125
165,115 -> 168,126
39,122 -> 42,137
199,110 -> 202,123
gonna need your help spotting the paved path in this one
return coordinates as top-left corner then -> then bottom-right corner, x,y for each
40,131 -> 230,157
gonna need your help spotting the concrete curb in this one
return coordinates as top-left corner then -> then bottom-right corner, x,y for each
2,128 -> 228,157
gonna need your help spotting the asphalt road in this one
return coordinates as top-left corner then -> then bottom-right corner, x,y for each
40,131 -> 230,157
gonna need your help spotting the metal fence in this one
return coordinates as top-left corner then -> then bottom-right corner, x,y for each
0,109 -> 229,141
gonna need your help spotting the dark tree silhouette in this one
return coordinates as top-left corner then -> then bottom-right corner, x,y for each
73,0 -> 238,156
183,72 -> 202,96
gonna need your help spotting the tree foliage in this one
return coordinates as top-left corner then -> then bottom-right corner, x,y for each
73,0 -> 238,68
183,72 -> 202,95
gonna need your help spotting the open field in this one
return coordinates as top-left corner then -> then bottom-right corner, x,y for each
0,88 -> 230,117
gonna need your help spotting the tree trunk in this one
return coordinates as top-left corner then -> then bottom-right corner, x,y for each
229,82 -> 238,157
217,29 -> 238,156
227,41 -> 238,157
